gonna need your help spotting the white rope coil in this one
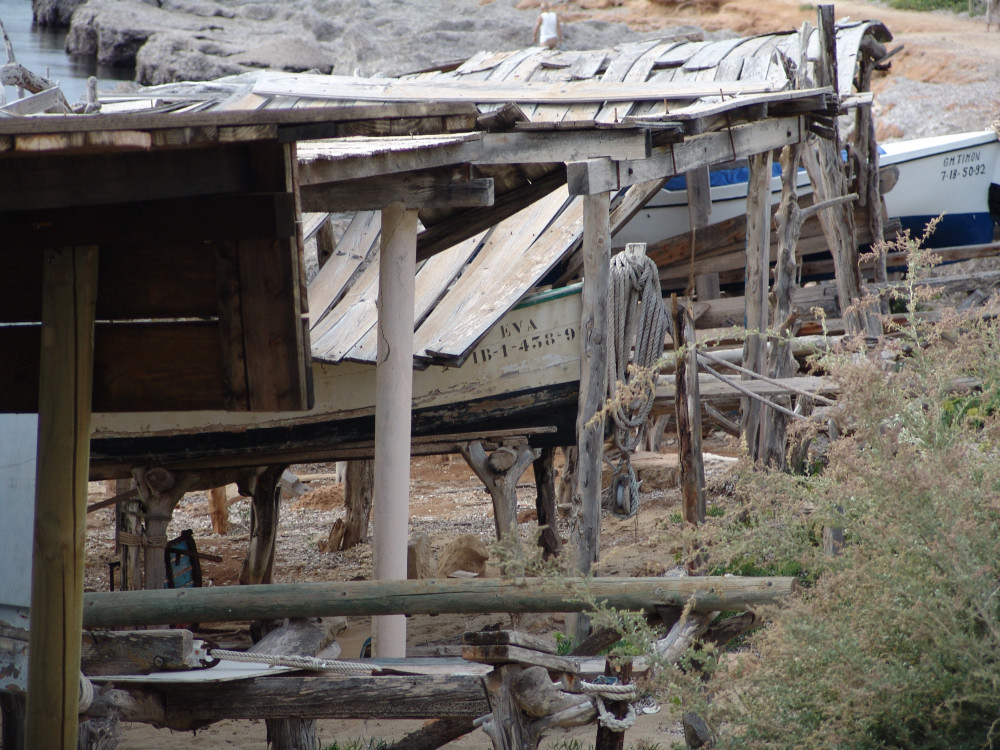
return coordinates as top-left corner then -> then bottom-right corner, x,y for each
605,245 -> 670,518
78,673 -> 95,713
572,680 -> 638,732
211,649 -> 381,676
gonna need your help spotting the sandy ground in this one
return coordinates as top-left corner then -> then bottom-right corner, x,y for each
65,1 -> 1000,747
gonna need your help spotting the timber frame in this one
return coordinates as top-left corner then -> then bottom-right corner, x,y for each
0,8 -> 896,748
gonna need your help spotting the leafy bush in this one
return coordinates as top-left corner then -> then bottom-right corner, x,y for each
884,0 -> 969,10
681,260 -> 1000,746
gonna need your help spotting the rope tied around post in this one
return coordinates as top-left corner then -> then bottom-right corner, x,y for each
605,243 -> 671,519
568,677 -> 638,732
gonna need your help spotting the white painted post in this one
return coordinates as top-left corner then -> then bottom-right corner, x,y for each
372,203 -> 417,658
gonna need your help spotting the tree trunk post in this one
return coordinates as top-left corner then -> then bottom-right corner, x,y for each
134,468 -> 195,592
341,459 -> 374,550
570,191 -> 611,643
238,466 -> 286,586
25,245 -> 97,750
594,660 -> 633,750
208,486 -> 229,535
460,441 -> 538,541
672,298 -> 705,525
533,447 -> 562,558
373,203 -> 418,658
741,150 -> 773,458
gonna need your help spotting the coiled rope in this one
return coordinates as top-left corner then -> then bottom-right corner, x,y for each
210,649 -> 381,676
605,244 -> 671,518
570,678 -> 638,732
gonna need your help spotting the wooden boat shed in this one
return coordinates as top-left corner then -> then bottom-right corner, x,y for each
0,11 -> 892,748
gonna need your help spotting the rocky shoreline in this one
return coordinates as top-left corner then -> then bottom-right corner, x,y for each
31,0 -> 703,87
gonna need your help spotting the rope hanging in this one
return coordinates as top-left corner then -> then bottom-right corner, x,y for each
210,648 -> 382,676
605,243 -> 671,518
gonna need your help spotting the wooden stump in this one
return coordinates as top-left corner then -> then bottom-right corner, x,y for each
342,459 -> 374,550
208,486 -> 229,535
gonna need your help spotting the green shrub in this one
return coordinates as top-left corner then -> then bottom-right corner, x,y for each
685,301 -> 1000,747
884,0 -> 968,10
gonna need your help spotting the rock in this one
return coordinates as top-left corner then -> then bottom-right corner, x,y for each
407,532 -> 434,580
32,0 -> 87,27
436,533 -> 489,578
60,0 -> 706,88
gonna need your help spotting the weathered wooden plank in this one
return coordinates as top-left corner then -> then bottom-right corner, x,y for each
296,133 -> 483,184
682,36 -> 748,71
302,172 -> 494,212
252,72 -> 777,104
81,630 -> 196,677
568,116 -> 802,195
462,644 -> 580,673
344,232 -> 485,364
462,629 -> 558,654
415,167 -> 566,261
594,40 -> 671,125
81,577 -> 798,628
307,211 -> 380,330
310,249 -> 383,362
477,128 -> 651,164
415,188 -> 573,361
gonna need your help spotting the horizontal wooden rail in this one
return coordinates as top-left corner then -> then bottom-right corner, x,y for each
82,576 -> 796,628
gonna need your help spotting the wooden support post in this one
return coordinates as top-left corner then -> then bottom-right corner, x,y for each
741,151 -> 773,459
460,441 -> 538,541
373,202 -> 417,658
25,245 -> 98,750
761,143 -> 805,468
571,191 -> 611,642
672,297 -> 705,525
117,478 -> 143,591
595,660 -> 633,750
384,718 -> 477,750
248,618 -> 341,750
533,447 -> 562,559
134,467 -> 195,592
323,459 -> 374,552
802,5 -> 881,339
208,486 -> 229,535
238,466 -> 286,586
1,693 -> 26,750
687,165 -> 720,301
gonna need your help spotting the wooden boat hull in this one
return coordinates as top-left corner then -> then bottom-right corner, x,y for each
615,130 -> 1000,251
89,285 -> 584,474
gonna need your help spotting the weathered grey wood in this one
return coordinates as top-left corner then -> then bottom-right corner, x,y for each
532,447 -> 562,558
26,244 -> 98,750
567,116 -> 803,195
302,173 -> 494,212
253,72 -> 777,105
103,674 -> 490,729
480,664 -> 542,750
740,150 -> 773,458
460,441 -> 538,539
595,660 -> 632,750
673,300 -> 705,524
342,459 -> 374,549
308,211 -> 380,331
238,466 -> 286,585
464,645 -> 580,673
477,129 -> 651,164
761,143 -> 805,468
133,468 -> 196,593
514,666 -> 585,720
802,7 -> 881,339
0,85 -> 68,116
463,630 -> 557,654
249,618 -> 343,750
80,629 -> 195,677
82,576 -> 798,628
572,191 -> 612,642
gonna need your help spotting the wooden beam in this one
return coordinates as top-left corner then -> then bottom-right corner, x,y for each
81,576 -> 799,629
2,192 -> 297,248
373,203 -> 418,658
302,174 -> 494,212
566,116 -> 803,195
26,245 -> 98,750
741,150 -> 774,458
477,129 -> 651,164
571,191 -> 611,642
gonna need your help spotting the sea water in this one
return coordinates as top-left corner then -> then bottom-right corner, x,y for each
0,0 -> 134,107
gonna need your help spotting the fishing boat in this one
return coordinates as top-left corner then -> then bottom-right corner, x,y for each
615,129 -> 1000,252
89,284 -> 585,473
